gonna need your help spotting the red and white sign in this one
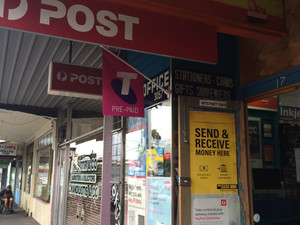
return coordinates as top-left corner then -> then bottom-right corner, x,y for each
102,48 -> 144,117
0,0 -> 217,63
48,61 -> 102,99
0,144 -> 17,156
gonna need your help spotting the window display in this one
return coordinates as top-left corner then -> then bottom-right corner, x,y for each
124,100 -> 172,225
35,133 -> 53,202
25,143 -> 33,193
35,147 -> 53,202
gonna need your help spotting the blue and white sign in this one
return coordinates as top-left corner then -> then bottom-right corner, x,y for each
146,177 -> 172,225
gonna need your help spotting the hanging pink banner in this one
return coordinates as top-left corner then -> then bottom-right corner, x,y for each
102,48 -> 144,117
0,0 -> 217,63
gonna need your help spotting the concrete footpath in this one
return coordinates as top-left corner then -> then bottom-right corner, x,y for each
0,204 -> 40,225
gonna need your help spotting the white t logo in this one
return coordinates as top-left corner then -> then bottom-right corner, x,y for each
117,72 -> 137,95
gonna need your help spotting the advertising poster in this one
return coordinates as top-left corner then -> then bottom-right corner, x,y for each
146,148 -> 164,176
127,177 -> 146,225
192,197 -> 229,225
126,129 -> 147,177
189,111 -> 238,194
146,177 -> 171,225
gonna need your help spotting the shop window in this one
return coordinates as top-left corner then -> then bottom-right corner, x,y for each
113,116 -> 122,130
72,117 -> 103,139
35,134 -> 53,203
112,131 -> 122,180
147,103 -> 172,177
25,143 -> 34,193
124,100 -> 172,225
16,160 -> 23,190
66,132 -> 103,225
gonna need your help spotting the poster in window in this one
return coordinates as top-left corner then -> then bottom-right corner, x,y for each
146,148 -> 164,176
189,111 -> 238,194
263,144 -> 274,162
127,177 -> 146,225
146,177 -> 171,225
248,118 -> 261,157
263,120 -> 273,138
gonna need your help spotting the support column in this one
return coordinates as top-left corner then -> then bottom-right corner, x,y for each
101,115 -> 113,225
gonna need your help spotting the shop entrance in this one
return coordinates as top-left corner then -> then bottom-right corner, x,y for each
54,146 -> 69,225
247,89 -> 300,225
178,96 -> 247,225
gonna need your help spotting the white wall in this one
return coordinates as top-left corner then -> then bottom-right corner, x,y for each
20,120 -> 56,225
279,90 -> 300,107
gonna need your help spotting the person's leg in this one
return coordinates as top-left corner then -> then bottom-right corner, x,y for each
4,198 -> 8,209
9,198 -> 13,209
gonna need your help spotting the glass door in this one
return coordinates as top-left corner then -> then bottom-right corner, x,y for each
177,96 -> 246,225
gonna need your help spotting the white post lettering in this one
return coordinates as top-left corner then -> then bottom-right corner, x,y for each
40,0 -> 66,25
70,73 -> 78,82
67,5 -> 94,32
117,72 -> 137,95
96,10 -> 118,37
0,0 -> 4,18
118,14 -> 139,40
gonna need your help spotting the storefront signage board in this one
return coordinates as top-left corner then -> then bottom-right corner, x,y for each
144,69 -> 170,107
199,100 -> 227,109
280,106 -> 300,123
189,111 -> 238,194
146,177 -> 171,225
126,177 -> 146,225
191,197 -> 229,225
172,67 -> 236,100
109,0 -> 284,41
48,62 -> 102,99
0,0 -> 217,63
0,144 -> 17,156
102,48 -> 144,117
0,157 -> 14,162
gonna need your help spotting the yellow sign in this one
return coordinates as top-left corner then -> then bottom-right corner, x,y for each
146,148 -> 164,176
189,111 -> 238,194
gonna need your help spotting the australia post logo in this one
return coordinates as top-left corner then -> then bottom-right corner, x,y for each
0,0 -> 28,21
0,0 -> 140,41
48,61 -> 102,99
102,48 -> 144,118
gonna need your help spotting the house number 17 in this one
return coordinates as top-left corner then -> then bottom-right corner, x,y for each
276,76 -> 286,88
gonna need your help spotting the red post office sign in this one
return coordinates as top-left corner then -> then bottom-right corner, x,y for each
0,0 -> 217,63
48,62 -> 102,99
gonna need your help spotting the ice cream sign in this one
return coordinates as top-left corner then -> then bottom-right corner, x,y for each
0,144 -> 17,156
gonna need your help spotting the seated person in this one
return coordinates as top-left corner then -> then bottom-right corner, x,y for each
0,185 -> 13,211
